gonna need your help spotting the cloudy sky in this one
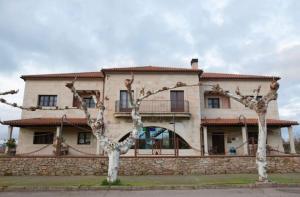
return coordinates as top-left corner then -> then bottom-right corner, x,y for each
0,0 -> 299,142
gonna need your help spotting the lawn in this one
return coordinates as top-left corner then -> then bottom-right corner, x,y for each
0,173 -> 300,188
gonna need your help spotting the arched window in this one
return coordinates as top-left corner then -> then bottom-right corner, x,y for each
119,126 -> 190,149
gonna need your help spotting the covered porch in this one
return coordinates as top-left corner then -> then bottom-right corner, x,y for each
201,118 -> 299,156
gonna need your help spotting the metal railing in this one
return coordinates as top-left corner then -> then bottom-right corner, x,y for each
115,100 -> 189,113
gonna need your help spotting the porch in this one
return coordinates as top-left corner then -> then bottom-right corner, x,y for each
200,118 -> 299,156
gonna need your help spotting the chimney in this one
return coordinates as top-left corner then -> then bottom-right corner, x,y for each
191,58 -> 198,69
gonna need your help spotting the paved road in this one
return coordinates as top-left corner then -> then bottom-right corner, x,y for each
1,188 -> 300,197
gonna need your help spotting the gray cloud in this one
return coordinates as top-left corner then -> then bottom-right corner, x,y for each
0,0 -> 300,140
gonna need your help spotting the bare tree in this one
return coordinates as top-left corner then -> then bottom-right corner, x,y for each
210,79 -> 279,182
0,75 -> 199,183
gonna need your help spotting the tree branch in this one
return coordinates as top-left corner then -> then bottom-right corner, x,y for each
65,79 -> 93,127
0,90 -> 19,96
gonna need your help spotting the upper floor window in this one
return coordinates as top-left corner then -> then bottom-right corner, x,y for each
207,98 -> 220,108
170,90 -> 184,112
73,91 -> 97,108
38,95 -> 57,107
78,132 -> 91,145
119,90 -> 133,112
83,97 -> 96,108
33,132 -> 54,144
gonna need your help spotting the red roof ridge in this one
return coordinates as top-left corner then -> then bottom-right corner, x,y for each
201,72 -> 280,80
102,65 -> 202,73
201,118 -> 298,127
21,71 -> 104,80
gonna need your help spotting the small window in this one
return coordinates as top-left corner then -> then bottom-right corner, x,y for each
83,97 -> 96,108
207,98 -> 220,108
78,132 -> 91,145
38,95 -> 57,107
119,90 -> 133,112
33,132 -> 54,144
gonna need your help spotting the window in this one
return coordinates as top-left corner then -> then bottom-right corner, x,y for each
247,95 -> 263,101
77,132 -> 91,145
119,90 -> 133,112
170,91 -> 184,112
119,127 -> 190,150
83,97 -> 96,108
33,132 -> 54,144
38,95 -> 57,107
207,98 -> 220,108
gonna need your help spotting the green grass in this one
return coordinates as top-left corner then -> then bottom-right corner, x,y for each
0,174 -> 300,188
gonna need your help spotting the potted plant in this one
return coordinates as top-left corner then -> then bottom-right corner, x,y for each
5,138 -> 16,156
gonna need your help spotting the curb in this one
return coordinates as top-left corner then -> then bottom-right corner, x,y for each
1,183 -> 300,192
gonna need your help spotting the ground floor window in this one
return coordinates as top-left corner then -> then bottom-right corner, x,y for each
77,132 -> 91,145
119,126 -> 190,149
33,132 -> 54,144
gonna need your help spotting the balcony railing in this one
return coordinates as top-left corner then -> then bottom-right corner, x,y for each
115,100 -> 190,117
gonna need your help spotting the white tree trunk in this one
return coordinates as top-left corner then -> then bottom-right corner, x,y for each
256,114 -> 268,182
107,149 -> 120,183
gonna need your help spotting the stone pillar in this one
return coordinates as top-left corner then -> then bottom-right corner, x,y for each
242,126 -> 249,155
55,126 -> 62,156
56,126 -> 61,138
203,126 -> 209,156
96,139 -> 101,155
8,126 -> 13,140
288,126 -> 296,154
5,126 -> 13,154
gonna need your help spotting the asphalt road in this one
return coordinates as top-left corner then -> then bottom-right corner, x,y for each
1,188 -> 300,197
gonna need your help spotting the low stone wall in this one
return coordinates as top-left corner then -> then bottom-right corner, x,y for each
0,155 -> 299,176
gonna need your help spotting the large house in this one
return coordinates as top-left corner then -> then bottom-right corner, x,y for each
2,59 -> 298,156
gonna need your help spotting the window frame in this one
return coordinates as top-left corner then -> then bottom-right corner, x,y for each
77,132 -> 91,145
119,90 -> 133,112
38,95 -> 57,107
83,96 -> 96,108
33,132 -> 54,144
207,97 -> 220,109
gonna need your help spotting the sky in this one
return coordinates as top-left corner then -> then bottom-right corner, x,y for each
0,0 -> 299,142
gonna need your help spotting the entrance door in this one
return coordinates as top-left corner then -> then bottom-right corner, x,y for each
170,91 -> 184,112
212,132 -> 225,154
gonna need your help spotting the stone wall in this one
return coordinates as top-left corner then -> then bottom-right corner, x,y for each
0,156 -> 299,176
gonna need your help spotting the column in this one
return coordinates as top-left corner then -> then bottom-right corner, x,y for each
56,126 -> 61,138
55,126 -> 62,156
242,126 -> 249,155
8,126 -> 13,140
288,126 -> 296,154
5,126 -> 13,153
203,126 -> 209,156
96,139 -> 101,155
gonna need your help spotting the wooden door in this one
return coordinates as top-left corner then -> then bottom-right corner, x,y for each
212,132 -> 225,154
171,91 -> 184,112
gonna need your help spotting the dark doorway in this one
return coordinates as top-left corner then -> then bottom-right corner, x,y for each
212,132 -> 225,154
170,91 -> 184,112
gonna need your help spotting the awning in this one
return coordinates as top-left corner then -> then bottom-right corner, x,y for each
201,118 -> 298,127
2,118 -> 88,127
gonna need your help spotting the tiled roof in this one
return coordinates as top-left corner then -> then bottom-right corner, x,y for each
102,66 -> 203,74
201,118 -> 298,127
2,118 -> 88,127
3,118 -> 298,127
201,72 -> 280,80
21,72 -> 104,80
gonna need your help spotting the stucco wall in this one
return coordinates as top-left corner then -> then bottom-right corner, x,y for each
0,156 -> 299,176
21,79 -> 104,119
199,79 -> 280,119
103,73 -> 202,151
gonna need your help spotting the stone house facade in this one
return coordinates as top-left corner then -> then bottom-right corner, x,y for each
2,59 -> 299,156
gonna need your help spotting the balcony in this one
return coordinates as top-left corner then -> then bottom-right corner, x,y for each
114,100 -> 191,118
